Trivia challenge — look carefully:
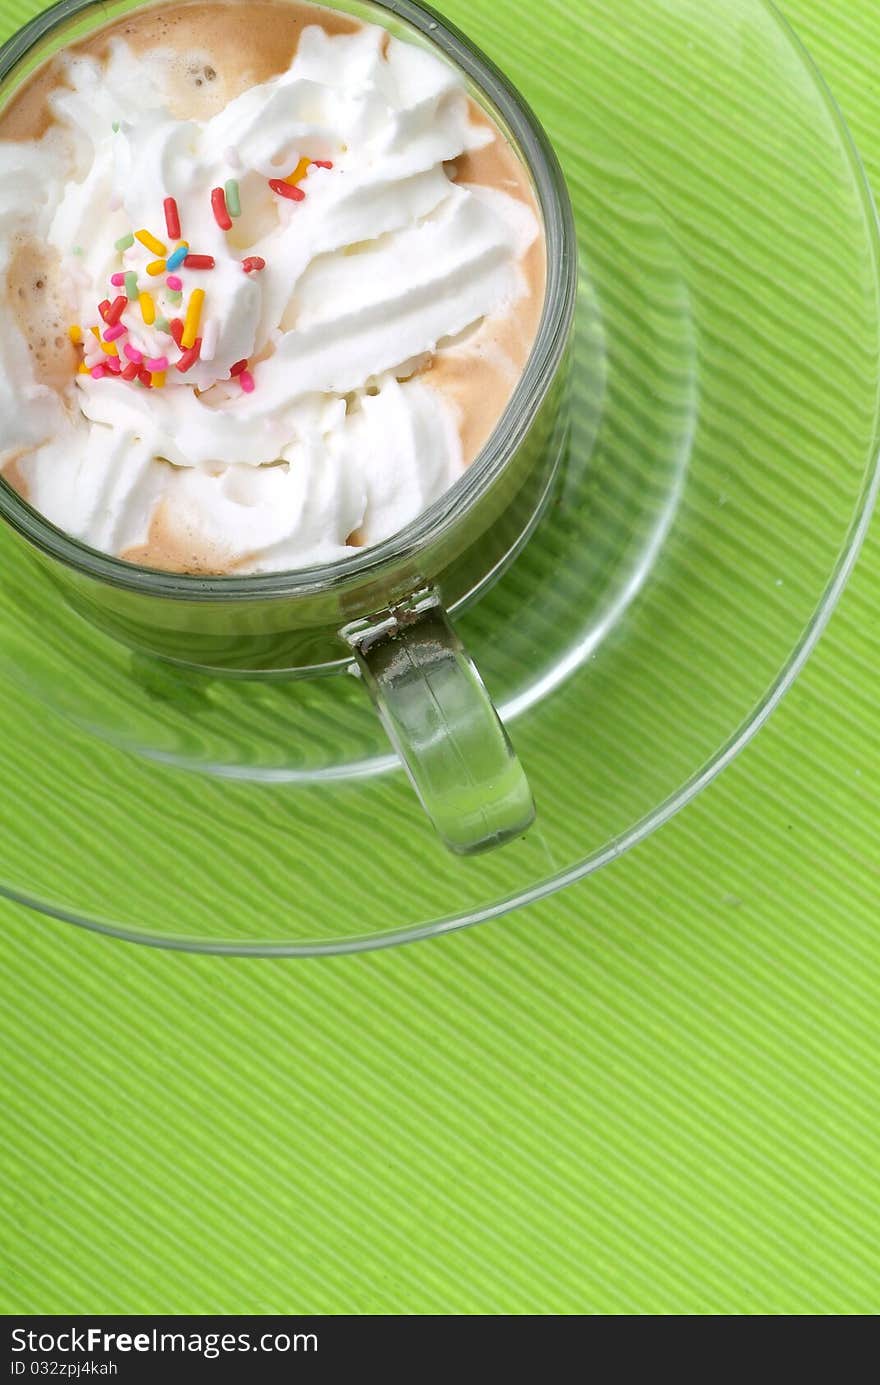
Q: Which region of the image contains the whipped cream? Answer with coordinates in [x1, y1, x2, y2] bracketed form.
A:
[0, 18, 540, 572]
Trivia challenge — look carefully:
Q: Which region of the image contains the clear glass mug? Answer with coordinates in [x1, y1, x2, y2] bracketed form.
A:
[0, 0, 577, 855]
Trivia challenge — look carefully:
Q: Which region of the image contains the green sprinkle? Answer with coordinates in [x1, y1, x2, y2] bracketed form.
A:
[115, 232, 134, 252]
[224, 177, 241, 218]
[167, 289, 183, 306]
[155, 316, 170, 334]
[124, 271, 138, 301]
[72, 246, 83, 257]
[111, 121, 120, 133]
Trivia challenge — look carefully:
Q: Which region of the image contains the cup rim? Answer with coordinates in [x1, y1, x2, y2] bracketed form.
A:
[0, 0, 577, 600]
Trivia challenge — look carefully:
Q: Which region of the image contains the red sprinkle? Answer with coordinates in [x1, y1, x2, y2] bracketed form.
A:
[163, 196, 181, 241]
[168, 318, 184, 346]
[105, 355, 122, 374]
[121, 361, 139, 381]
[98, 298, 112, 322]
[241, 256, 266, 274]
[211, 186, 232, 230]
[239, 369, 255, 393]
[176, 338, 202, 373]
[268, 178, 305, 202]
[229, 358, 248, 377]
[183, 254, 215, 270]
[313, 160, 333, 169]
[138, 366, 153, 387]
[105, 295, 128, 327]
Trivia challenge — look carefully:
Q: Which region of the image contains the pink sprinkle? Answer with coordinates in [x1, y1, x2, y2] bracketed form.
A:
[144, 355, 168, 372]
[239, 369, 255, 394]
[103, 323, 126, 342]
[90, 365, 108, 380]
[166, 274, 183, 291]
[123, 343, 143, 364]
[110, 272, 126, 287]
[105, 356, 122, 374]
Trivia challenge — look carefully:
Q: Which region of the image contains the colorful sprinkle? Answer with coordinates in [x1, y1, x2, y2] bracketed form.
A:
[269, 178, 305, 202]
[181, 288, 205, 349]
[123, 343, 143, 364]
[211, 186, 232, 230]
[224, 178, 241, 217]
[167, 290, 183, 306]
[199, 319, 218, 361]
[135, 229, 167, 256]
[241, 256, 266, 274]
[168, 319, 184, 346]
[144, 355, 168, 372]
[163, 197, 181, 241]
[98, 298, 112, 322]
[286, 157, 311, 186]
[155, 316, 170, 335]
[166, 274, 183, 292]
[105, 355, 122, 374]
[111, 121, 120, 134]
[176, 339, 202, 373]
[313, 159, 334, 169]
[239, 369, 255, 393]
[121, 361, 139, 381]
[165, 244, 188, 272]
[77, 361, 90, 374]
[103, 323, 126, 342]
[183, 254, 215, 270]
[151, 371, 166, 389]
[124, 271, 139, 301]
[139, 291, 155, 325]
[110, 272, 126, 287]
[105, 295, 128, 326]
[146, 259, 167, 276]
[114, 232, 134, 252]
[229, 358, 248, 377]
[90, 364, 108, 380]
[67, 325, 82, 345]
[138, 366, 153, 388]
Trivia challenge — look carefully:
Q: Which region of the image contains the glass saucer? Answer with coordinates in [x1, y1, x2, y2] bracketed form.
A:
[1, 0, 878, 953]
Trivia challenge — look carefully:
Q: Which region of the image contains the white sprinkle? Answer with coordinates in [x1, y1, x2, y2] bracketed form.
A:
[199, 318, 218, 361]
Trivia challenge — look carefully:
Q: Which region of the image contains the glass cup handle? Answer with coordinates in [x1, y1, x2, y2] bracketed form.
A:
[342, 590, 535, 855]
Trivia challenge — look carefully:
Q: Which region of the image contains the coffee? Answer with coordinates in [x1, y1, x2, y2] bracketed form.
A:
[0, 0, 545, 574]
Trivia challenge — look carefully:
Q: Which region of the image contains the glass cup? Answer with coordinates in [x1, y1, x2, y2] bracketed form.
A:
[0, 0, 577, 855]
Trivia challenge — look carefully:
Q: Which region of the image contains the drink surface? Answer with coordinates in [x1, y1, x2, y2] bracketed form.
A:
[0, 0, 545, 573]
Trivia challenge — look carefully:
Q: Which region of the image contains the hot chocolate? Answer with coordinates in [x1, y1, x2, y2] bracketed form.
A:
[0, 0, 545, 573]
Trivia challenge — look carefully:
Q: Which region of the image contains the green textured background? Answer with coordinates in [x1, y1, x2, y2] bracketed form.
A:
[1, 0, 879, 1314]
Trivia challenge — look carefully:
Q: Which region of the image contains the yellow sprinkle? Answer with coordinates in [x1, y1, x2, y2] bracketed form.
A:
[285, 156, 311, 186]
[68, 324, 82, 345]
[151, 371, 166, 389]
[135, 228, 167, 256]
[139, 291, 156, 325]
[77, 361, 90, 374]
[99, 340, 118, 357]
[90, 325, 100, 339]
[181, 287, 205, 349]
[146, 259, 167, 277]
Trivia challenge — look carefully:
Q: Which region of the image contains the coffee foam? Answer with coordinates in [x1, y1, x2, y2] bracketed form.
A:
[0, 1, 546, 573]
